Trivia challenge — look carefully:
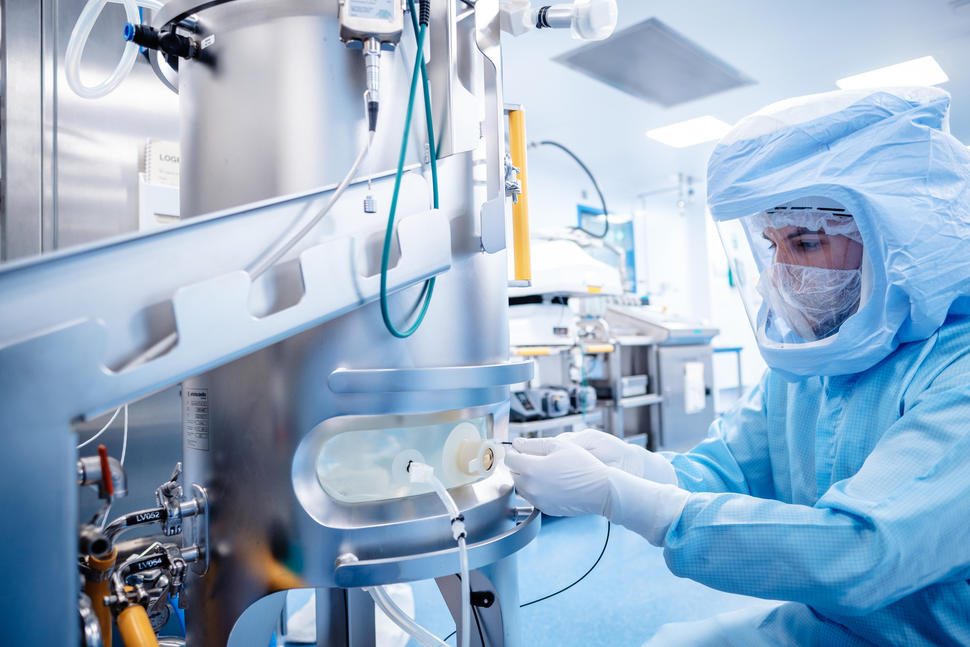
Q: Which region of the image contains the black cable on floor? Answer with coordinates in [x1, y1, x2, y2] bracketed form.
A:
[440, 519, 612, 643]
[521, 519, 611, 607]
[532, 140, 610, 239]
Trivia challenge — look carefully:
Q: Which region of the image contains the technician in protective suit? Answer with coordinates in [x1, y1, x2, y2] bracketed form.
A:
[506, 86, 970, 645]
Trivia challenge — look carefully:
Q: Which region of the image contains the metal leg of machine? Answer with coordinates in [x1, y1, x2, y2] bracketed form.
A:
[436, 555, 521, 647]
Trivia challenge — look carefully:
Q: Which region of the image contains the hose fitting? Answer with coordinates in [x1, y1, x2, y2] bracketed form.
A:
[419, 0, 432, 27]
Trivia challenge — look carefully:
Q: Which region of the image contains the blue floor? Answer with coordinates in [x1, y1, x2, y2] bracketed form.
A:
[407, 514, 771, 647]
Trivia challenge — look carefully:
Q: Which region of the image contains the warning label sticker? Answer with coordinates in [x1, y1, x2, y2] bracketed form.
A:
[183, 388, 210, 451]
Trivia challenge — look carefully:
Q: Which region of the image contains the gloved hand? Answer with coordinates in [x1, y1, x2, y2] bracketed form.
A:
[558, 428, 678, 485]
[505, 437, 690, 546]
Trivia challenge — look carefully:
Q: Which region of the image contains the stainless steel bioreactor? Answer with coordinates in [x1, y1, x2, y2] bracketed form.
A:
[0, 0, 544, 645]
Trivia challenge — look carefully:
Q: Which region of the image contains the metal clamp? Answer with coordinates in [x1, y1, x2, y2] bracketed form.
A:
[333, 507, 540, 588]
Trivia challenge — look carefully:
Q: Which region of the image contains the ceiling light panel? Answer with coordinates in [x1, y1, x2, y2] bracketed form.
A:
[554, 18, 755, 107]
[646, 116, 733, 148]
[836, 56, 949, 89]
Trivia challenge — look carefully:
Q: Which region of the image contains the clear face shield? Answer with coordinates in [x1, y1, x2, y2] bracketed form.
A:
[716, 198, 867, 346]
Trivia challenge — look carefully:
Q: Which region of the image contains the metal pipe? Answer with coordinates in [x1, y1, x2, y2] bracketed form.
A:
[104, 506, 167, 544]
[78, 454, 128, 498]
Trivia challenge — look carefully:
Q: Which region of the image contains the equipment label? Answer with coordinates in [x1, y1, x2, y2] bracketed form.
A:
[348, 0, 395, 20]
[183, 388, 210, 451]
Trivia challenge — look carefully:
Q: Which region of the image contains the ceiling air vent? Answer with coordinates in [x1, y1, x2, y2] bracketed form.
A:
[553, 17, 755, 107]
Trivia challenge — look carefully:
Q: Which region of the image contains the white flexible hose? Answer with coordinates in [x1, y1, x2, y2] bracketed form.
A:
[365, 585, 449, 647]
[457, 535, 470, 647]
[117, 130, 373, 372]
[409, 462, 471, 647]
[245, 132, 374, 279]
[65, 0, 141, 99]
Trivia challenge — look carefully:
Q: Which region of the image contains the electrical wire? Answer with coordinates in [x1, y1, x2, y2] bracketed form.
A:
[379, 0, 439, 338]
[471, 596, 485, 646]
[532, 140, 609, 239]
[522, 520, 610, 607]
[441, 519, 612, 643]
[441, 607, 485, 647]
[77, 407, 121, 449]
[120, 404, 130, 466]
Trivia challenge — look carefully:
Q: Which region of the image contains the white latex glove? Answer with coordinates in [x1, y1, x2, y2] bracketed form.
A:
[558, 428, 678, 485]
[506, 437, 690, 546]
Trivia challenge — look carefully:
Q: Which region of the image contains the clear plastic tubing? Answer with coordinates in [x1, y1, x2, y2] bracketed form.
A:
[65, 0, 142, 99]
[409, 462, 471, 647]
[364, 585, 449, 647]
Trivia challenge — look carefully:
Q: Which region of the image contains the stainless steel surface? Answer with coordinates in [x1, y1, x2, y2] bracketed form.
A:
[332, 508, 540, 587]
[329, 361, 532, 393]
[605, 304, 719, 345]
[0, 176, 449, 412]
[473, 0, 507, 254]
[611, 393, 664, 408]
[507, 409, 603, 437]
[594, 340, 665, 447]
[79, 593, 104, 647]
[437, 563, 517, 647]
[649, 344, 716, 451]
[0, 157, 447, 647]
[1, 16, 185, 636]
[170, 2, 525, 644]
[77, 454, 128, 497]
[1, 0, 44, 259]
[619, 374, 648, 398]
[176, 0, 418, 218]
[539, 5, 573, 28]
[1, 0, 180, 259]
[0, 1, 526, 644]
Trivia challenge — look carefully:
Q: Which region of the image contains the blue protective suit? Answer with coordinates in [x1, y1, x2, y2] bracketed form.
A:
[708, 87, 970, 379]
[647, 88, 970, 645]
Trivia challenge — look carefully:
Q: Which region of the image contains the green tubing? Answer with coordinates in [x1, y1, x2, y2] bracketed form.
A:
[379, 2, 440, 339]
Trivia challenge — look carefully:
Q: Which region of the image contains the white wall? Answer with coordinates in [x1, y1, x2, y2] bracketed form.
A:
[521, 136, 766, 394]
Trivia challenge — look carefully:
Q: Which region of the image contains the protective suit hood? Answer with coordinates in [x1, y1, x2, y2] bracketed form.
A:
[708, 87, 970, 378]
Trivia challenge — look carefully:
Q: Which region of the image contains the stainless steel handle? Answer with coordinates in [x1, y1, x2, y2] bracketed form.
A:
[333, 508, 540, 588]
[329, 361, 533, 393]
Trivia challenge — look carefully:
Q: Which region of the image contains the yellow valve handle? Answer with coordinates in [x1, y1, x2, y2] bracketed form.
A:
[508, 108, 532, 282]
[117, 604, 159, 647]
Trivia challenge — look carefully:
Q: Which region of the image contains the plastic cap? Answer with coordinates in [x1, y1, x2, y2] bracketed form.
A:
[123, 23, 136, 42]
[571, 0, 618, 41]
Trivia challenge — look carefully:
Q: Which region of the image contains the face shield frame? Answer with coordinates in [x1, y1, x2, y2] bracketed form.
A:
[715, 191, 875, 351]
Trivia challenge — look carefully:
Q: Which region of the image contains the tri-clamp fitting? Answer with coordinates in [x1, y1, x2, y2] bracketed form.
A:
[103, 463, 206, 545]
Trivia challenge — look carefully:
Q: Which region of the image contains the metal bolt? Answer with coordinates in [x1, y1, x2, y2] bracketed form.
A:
[482, 447, 494, 471]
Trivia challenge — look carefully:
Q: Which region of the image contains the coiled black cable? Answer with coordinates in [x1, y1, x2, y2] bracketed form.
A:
[533, 140, 610, 239]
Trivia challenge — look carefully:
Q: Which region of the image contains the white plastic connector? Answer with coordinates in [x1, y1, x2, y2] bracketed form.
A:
[570, 0, 617, 41]
[406, 460, 435, 485]
[500, 0, 534, 36]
